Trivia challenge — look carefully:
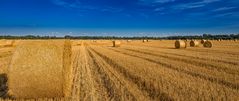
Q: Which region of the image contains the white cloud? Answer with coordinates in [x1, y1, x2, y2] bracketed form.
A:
[154, 0, 175, 3]
[173, 0, 220, 10]
[212, 7, 236, 12]
[139, 0, 176, 4]
[154, 7, 164, 11]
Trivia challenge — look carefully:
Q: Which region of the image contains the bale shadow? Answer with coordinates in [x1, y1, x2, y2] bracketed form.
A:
[0, 73, 8, 98]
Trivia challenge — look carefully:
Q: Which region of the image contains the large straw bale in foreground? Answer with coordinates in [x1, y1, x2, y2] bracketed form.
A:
[203, 41, 213, 48]
[175, 40, 187, 49]
[8, 40, 72, 98]
[113, 41, 121, 47]
[190, 40, 199, 47]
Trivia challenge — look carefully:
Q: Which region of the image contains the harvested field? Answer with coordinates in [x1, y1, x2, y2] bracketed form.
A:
[0, 40, 238, 101]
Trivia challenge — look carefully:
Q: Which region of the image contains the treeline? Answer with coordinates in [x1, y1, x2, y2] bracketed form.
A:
[0, 34, 239, 40]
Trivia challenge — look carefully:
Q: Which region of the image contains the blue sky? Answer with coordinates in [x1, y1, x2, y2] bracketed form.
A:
[0, 0, 239, 36]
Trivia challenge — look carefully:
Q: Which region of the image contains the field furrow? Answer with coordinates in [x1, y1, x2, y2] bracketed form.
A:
[89, 46, 173, 101]
[88, 44, 239, 100]
[88, 46, 138, 101]
[123, 45, 239, 66]
[108, 47, 239, 90]
[0, 40, 238, 101]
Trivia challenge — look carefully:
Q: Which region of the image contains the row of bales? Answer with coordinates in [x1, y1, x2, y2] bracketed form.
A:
[112, 39, 150, 47]
[98, 39, 215, 48]
[216, 39, 238, 41]
[175, 39, 213, 49]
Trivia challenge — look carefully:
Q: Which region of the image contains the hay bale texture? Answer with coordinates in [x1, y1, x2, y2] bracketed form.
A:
[203, 41, 213, 48]
[201, 39, 206, 44]
[127, 40, 132, 42]
[7, 40, 72, 98]
[0, 40, 14, 47]
[175, 40, 187, 49]
[190, 40, 199, 47]
[113, 41, 121, 47]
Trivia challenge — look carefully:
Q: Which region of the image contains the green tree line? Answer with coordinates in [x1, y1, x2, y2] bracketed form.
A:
[0, 34, 239, 40]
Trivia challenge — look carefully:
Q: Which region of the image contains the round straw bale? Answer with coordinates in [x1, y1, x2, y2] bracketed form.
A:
[203, 41, 213, 48]
[217, 39, 221, 41]
[4, 40, 15, 47]
[190, 40, 199, 47]
[201, 39, 206, 44]
[143, 40, 147, 42]
[175, 40, 187, 49]
[127, 40, 132, 42]
[7, 40, 72, 98]
[113, 41, 121, 47]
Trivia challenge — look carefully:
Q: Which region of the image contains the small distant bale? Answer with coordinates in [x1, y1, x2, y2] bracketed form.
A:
[190, 40, 200, 47]
[0, 40, 15, 47]
[201, 39, 206, 44]
[8, 40, 73, 98]
[143, 40, 147, 43]
[203, 41, 213, 48]
[113, 41, 121, 47]
[217, 39, 222, 41]
[175, 40, 187, 49]
[127, 40, 132, 42]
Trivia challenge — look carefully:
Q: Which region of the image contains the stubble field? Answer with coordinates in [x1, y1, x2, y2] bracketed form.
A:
[0, 40, 238, 101]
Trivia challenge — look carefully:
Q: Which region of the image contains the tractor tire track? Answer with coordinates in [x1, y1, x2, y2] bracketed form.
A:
[89, 46, 174, 101]
[124, 46, 238, 66]
[88, 47, 137, 101]
[120, 47, 239, 76]
[106, 47, 239, 90]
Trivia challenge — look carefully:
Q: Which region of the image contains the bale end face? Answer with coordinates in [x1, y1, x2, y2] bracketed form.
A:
[203, 41, 213, 48]
[113, 41, 121, 47]
[190, 40, 199, 47]
[7, 40, 72, 99]
[175, 40, 187, 49]
[201, 40, 206, 44]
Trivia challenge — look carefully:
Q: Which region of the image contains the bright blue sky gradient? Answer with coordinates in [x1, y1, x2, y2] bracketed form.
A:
[0, 0, 239, 36]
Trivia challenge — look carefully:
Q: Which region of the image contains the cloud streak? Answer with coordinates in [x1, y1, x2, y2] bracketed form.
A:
[50, 0, 239, 21]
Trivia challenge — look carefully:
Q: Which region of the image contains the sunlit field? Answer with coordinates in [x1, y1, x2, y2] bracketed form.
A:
[0, 39, 238, 101]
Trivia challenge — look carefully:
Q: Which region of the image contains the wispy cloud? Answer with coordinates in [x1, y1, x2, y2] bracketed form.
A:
[212, 7, 237, 12]
[51, 0, 124, 13]
[173, 0, 220, 10]
[139, 0, 176, 4]
[154, 0, 176, 3]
